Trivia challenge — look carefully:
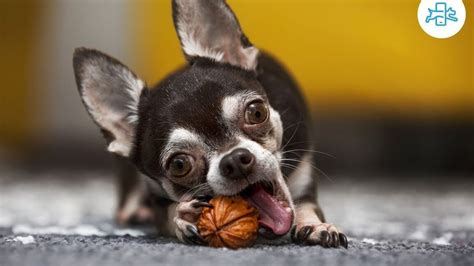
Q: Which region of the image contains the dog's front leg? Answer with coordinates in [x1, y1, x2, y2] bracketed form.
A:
[287, 154, 348, 248]
[153, 196, 212, 245]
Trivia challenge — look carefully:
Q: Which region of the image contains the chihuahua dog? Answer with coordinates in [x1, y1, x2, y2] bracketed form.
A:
[73, 0, 347, 248]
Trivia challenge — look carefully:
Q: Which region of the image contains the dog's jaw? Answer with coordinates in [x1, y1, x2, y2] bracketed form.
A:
[206, 136, 295, 236]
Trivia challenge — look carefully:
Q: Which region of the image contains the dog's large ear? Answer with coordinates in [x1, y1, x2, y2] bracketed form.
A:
[172, 0, 259, 71]
[73, 48, 145, 157]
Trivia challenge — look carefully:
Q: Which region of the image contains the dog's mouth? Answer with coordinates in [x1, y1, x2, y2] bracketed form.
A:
[239, 182, 293, 237]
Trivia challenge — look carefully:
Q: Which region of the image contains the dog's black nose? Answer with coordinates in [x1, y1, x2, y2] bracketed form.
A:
[219, 148, 255, 180]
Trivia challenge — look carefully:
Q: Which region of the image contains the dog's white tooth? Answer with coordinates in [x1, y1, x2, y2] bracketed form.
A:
[285, 207, 292, 213]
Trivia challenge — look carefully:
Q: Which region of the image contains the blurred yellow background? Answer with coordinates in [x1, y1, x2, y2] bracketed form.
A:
[0, 1, 41, 147]
[133, 0, 473, 117]
[0, 0, 473, 149]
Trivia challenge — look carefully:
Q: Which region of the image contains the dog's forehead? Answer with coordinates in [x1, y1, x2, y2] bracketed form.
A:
[159, 66, 263, 143]
[140, 63, 267, 158]
[167, 81, 230, 143]
[163, 91, 257, 152]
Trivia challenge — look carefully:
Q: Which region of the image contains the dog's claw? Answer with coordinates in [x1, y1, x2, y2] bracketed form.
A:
[320, 231, 330, 247]
[299, 226, 313, 241]
[339, 233, 348, 248]
[331, 231, 340, 247]
[183, 235, 205, 245]
[186, 224, 199, 236]
[191, 201, 214, 209]
[195, 195, 213, 203]
[183, 224, 205, 245]
[290, 226, 299, 243]
[292, 225, 312, 244]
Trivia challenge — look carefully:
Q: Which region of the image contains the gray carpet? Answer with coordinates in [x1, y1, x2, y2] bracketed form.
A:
[1, 170, 473, 266]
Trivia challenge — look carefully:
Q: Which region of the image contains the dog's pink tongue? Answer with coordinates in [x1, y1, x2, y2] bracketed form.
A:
[247, 187, 293, 236]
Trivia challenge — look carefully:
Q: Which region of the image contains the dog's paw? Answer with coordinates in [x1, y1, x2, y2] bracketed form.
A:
[174, 196, 213, 245]
[291, 223, 348, 248]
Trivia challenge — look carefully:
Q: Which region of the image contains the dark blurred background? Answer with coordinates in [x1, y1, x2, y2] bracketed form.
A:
[0, 0, 472, 179]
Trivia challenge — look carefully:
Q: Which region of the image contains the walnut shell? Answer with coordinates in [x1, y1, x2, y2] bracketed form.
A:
[197, 196, 259, 249]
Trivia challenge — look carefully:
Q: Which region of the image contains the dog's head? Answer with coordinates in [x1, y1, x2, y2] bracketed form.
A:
[73, 0, 293, 236]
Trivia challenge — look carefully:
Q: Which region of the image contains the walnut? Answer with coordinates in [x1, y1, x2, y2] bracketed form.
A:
[197, 196, 259, 249]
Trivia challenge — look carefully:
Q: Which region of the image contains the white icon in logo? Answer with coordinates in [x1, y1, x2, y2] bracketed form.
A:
[418, 0, 466, 38]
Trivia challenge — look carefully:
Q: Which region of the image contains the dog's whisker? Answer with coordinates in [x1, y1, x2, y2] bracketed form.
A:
[280, 121, 303, 151]
[179, 182, 213, 201]
[280, 162, 298, 169]
[280, 163, 299, 172]
[281, 149, 336, 159]
[280, 158, 333, 183]
[281, 140, 317, 150]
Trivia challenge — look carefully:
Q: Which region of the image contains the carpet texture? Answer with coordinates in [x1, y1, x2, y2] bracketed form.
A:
[1, 171, 473, 266]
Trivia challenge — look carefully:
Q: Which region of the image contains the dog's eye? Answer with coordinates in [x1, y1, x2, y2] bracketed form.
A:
[168, 154, 193, 177]
[245, 101, 268, 125]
